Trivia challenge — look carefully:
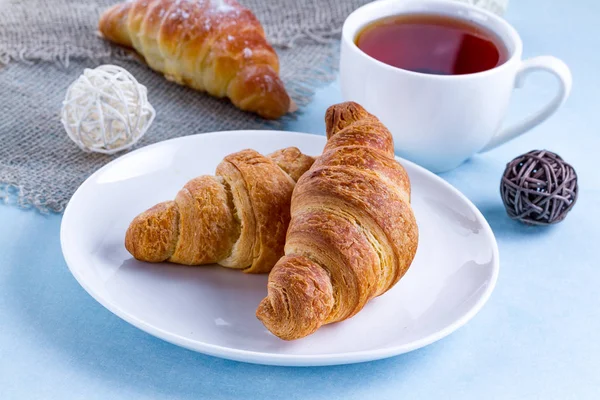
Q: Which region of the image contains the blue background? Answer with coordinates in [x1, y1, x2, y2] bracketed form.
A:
[1, 1, 599, 399]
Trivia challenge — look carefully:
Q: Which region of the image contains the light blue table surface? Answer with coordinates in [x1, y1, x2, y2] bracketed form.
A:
[2, 1, 599, 399]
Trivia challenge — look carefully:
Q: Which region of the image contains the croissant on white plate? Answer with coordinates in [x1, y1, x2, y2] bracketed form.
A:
[256, 102, 419, 340]
[125, 147, 314, 273]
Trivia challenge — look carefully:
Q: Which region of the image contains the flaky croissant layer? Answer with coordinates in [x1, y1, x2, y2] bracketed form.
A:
[256, 102, 419, 340]
[99, 0, 291, 119]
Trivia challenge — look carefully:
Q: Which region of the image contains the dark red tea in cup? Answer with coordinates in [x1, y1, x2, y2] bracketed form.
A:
[355, 13, 508, 75]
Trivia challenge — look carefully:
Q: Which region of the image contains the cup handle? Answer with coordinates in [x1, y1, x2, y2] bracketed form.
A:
[479, 56, 572, 153]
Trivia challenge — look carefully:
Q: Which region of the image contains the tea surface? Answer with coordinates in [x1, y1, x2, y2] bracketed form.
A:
[355, 14, 508, 75]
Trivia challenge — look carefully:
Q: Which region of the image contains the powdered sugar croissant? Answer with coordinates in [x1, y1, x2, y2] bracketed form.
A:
[99, 0, 291, 119]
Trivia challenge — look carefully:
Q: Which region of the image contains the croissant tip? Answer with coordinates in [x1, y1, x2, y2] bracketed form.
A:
[325, 101, 366, 114]
[288, 99, 298, 113]
[325, 101, 372, 139]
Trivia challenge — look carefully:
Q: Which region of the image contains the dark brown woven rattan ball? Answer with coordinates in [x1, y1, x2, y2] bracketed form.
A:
[501, 150, 578, 225]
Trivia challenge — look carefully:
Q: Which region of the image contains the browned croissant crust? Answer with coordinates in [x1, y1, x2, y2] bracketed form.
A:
[125, 147, 315, 273]
[99, 0, 291, 119]
[256, 102, 419, 339]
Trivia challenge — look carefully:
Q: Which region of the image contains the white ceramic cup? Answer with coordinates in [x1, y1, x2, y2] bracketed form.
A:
[340, 0, 572, 173]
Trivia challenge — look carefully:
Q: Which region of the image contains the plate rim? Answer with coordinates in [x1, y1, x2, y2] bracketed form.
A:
[60, 130, 500, 366]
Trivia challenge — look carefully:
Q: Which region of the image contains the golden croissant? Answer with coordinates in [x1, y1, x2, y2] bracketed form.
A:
[99, 0, 291, 119]
[256, 102, 419, 340]
[125, 147, 314, 273]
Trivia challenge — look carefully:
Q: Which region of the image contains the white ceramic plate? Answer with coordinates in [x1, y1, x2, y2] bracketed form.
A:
[61, 131, 499, 366]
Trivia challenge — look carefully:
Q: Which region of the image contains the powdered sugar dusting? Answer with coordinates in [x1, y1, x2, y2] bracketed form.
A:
[160, 0, 240, 31]
[264, 74, 274, 90]
[169, 7, 191, 20]
[243, 48, 253, 58]
[257, 74, 276, 94]
[211, 0, 235, 13]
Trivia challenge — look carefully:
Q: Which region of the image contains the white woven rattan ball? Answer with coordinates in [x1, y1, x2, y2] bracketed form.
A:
[61, 65, 156, 154]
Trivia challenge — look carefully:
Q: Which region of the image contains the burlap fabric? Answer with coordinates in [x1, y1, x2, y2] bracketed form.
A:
[0, 0, 371, 212]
